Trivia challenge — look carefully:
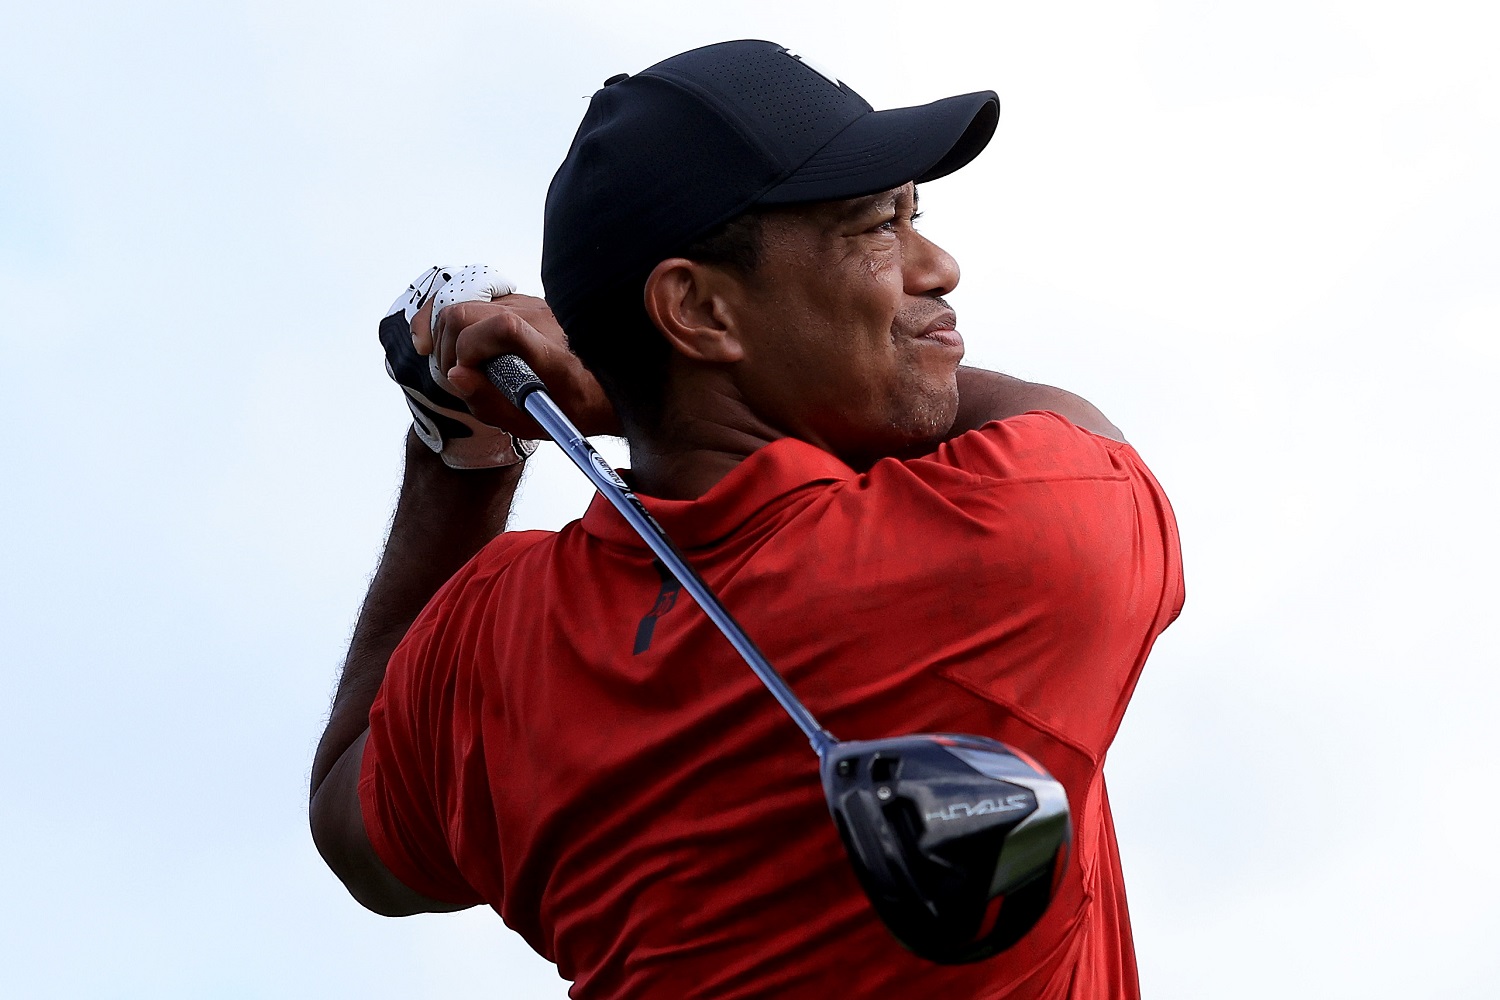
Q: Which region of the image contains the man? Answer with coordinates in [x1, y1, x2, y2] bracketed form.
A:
[311, 39, 1183, 999]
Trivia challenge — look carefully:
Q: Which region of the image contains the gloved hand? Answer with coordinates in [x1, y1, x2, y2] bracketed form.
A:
[379, 265, 538, 469]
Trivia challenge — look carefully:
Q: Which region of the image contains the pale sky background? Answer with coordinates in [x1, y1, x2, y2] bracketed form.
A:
[2, 1, 1497, 997]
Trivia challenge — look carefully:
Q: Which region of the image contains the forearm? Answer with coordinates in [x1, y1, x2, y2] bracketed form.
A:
[310, 430, 524, 798]
[951, 367, 1124, 442]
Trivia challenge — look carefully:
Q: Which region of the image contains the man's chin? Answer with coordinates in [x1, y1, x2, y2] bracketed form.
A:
[847, 391, 960, 467]
[907, 376, 962, 438]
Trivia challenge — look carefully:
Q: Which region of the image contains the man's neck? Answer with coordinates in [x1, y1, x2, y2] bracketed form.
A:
[622, 369, 788, 500]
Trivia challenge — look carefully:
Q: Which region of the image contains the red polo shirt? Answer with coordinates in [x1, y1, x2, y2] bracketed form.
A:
[361, 411, 1184, 999]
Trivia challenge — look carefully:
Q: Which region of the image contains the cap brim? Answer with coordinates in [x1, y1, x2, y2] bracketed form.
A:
[756, 90, 999, 205]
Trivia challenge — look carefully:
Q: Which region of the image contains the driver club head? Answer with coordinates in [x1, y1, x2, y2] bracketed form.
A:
[820, 733, 1072, 964]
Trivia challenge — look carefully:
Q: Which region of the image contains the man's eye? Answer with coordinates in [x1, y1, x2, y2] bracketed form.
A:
[872, 211, 921, 234]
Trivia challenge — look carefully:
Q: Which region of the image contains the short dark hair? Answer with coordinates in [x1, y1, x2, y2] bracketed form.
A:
[564, 209, 764, 431]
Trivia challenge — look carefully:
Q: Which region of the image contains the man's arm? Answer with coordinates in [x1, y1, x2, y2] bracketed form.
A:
[313, 283, 617, 915]
[951, 367, 1125, 442]
[309, 431, 521, 916]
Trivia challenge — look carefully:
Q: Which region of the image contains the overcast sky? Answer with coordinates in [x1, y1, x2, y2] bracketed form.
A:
[2, 1, 1497, 997]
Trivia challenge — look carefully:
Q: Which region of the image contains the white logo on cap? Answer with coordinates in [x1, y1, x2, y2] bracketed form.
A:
[784, 48, 842, 89]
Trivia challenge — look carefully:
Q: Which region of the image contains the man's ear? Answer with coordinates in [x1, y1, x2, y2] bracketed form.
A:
[643, 259, 745, 363]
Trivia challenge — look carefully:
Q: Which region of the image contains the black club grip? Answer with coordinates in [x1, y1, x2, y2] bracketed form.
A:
[486, 355, 547, 408]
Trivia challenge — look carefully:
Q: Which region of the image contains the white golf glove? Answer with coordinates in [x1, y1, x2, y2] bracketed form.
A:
[379, 264, 538, 469]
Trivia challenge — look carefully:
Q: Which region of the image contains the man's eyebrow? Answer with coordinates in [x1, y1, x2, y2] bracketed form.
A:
[831, 188, 902, 222]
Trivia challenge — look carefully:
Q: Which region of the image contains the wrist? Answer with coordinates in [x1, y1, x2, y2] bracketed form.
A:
[403, 428, 525, 497]
[383, 428, 526, 602]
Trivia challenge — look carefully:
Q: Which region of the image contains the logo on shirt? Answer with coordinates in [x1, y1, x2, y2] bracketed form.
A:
[924, 793, 1032, 824]
[633, 559, 682, 655]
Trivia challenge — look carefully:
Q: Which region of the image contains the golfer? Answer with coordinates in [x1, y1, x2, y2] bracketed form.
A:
[311, 39, 1184, 999]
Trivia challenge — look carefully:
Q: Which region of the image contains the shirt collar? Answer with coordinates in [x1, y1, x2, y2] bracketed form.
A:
[579, 437, 855, 549]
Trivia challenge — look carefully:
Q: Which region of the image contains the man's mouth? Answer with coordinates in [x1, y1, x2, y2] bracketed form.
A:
[916, 312, 963, 350]
[919, 325, 964, 349]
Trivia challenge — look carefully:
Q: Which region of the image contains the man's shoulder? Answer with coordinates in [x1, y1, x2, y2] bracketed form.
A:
[475, 527, 559, 566]
[899, 410, 1137, 489]
[404, 528, 560, 635]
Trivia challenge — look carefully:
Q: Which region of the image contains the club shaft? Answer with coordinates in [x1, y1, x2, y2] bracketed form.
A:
[487, 357, 836, 757]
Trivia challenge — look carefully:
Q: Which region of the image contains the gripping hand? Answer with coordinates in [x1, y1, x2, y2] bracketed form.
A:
[379, 265, 537, 469]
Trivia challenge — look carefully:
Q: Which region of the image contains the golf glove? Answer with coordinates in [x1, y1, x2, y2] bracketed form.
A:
[379, 264, 538, 469]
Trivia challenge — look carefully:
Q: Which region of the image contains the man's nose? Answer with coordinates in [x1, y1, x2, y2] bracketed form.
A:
[905, 231, 960, 298]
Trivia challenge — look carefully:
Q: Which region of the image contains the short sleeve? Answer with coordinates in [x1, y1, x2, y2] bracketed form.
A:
[895, 410, 1186, 756]
[356, 529, 553, 907]
[931, 410, 1129, 484]
[359, 609, 485, 906]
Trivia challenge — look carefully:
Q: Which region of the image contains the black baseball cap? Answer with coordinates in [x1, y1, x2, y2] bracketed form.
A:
[541, 39, 999, 331]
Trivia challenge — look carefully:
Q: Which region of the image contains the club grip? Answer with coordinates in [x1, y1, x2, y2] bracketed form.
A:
[485, 354, 546, 408]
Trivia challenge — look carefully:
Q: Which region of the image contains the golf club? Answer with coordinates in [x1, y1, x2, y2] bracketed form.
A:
[486, 354, 1072, 964]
